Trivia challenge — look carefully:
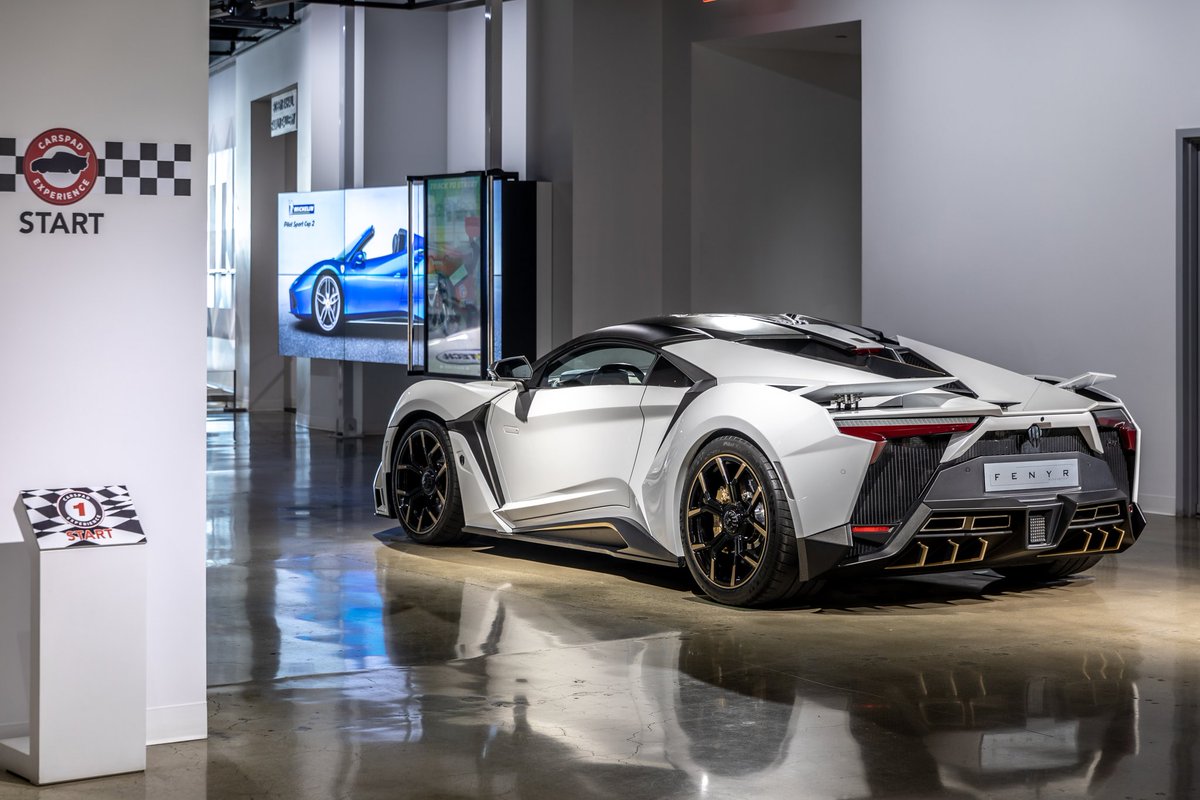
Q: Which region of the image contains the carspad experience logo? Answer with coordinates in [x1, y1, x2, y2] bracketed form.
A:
[24, 128, 98, 205]
[2, 127, 193, 235]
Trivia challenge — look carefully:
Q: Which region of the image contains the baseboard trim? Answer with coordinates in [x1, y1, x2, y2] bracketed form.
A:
[0, 722, 26, 740]
[1140, 493, 1175, 517]
[147, 701, 207, 745]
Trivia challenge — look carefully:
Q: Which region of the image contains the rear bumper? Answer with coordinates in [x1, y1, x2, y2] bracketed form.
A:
[806, 449, 1144, 579]
[832, 492, 1144, 577]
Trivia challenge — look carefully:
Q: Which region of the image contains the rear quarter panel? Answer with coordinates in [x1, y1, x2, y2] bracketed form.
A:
[638, 383, 873, 557]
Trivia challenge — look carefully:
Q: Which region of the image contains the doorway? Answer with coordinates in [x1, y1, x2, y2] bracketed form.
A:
[1177, 130, 1200, 515]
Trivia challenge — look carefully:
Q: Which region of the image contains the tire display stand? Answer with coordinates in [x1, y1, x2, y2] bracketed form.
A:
[0, 487, 147, 785]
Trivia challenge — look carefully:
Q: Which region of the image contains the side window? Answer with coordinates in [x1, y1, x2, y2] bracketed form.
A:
[645, 357, 694, 388]
[541, 345, 657, 388]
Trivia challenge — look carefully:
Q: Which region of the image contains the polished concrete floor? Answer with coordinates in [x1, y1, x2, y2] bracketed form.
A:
[2, 411, 1199, 798]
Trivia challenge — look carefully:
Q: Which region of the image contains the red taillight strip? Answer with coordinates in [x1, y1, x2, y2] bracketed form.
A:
[836, 417, 979, 440]
[851, 525, 892, 534]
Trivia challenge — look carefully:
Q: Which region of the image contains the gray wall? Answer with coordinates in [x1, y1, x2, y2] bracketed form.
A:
[364, 9, 448, 185]
[546, 0, 1191, 513]
[571, 0, 664, 335]
[690, 44, 861, 320]
[526, 0, 575, 346]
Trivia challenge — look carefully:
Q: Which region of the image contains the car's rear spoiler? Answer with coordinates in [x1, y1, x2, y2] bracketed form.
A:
[797, 377, 956, 405]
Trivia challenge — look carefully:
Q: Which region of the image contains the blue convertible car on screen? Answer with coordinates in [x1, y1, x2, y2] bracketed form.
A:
[289, 226, 424, 334]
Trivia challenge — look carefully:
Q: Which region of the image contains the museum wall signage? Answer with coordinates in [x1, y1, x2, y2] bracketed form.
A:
[0, 127, 193, 235]
[17, 485, 147, 550]
[270, 88, 298, 137]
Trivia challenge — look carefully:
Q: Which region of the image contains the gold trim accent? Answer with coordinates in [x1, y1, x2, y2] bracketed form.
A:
[920, 514, 1013, 534]
[1041, 525, 1127, 557]
[523, 521, 622, 534]
[887, 537, 990, 569]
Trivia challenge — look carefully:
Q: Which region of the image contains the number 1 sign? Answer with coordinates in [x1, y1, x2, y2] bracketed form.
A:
[16, 486, 146, 550]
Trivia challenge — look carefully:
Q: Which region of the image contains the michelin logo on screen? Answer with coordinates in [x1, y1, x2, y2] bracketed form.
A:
[285, 202, 315, 228]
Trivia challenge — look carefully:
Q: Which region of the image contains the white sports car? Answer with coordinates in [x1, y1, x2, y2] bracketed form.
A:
[374, 314, 1144, 607]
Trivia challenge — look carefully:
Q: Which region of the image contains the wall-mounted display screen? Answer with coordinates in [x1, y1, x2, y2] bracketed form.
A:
[277, 186, 418, 364]
[424, 175, 484, 377]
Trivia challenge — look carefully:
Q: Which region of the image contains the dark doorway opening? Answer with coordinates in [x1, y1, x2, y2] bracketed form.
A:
[1177, 130, 1200, 515]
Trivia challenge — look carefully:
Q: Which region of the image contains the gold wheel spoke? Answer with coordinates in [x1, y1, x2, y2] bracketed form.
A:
[687, 507, 704, 518]
[690, 541, 708, 551]
[436, 463, 447, 479]
[741, 553, 760, 569]
[716, 458, 732, 493]
[733, 462, 746, 481]
[751, 521, 767, 538]
[697, 470, 708, 494]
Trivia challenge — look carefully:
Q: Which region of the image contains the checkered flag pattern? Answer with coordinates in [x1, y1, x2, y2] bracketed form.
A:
[19, 485, 147, 550]
[0, 137, 19, 194]
[98, 141, 192, 197]
[0, 137, 191, 196]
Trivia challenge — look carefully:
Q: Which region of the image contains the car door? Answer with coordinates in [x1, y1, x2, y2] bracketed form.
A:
[487, 343, 657, 524]
[342, 231, 408, 317]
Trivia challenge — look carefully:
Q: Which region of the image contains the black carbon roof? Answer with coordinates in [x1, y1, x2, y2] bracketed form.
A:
[586, 313, 887, 344]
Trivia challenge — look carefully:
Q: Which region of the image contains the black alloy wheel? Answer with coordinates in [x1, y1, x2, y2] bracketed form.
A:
[391, 420, 466, 544]
[681, 435, 821, 607]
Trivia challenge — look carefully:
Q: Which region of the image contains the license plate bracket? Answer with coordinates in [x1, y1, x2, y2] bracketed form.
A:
[984, 459, 1079, 492]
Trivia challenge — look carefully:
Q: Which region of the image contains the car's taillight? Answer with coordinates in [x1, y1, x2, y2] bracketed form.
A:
[1093, 409, 1137, 452]
[837, 417, 979, 463]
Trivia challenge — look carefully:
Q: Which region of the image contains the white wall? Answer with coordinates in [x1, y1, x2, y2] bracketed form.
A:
[691, 44, 861, 321]
[0, 0, 208, 743]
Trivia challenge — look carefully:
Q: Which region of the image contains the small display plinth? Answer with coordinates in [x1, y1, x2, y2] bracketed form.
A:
[0, 489, 148, 784]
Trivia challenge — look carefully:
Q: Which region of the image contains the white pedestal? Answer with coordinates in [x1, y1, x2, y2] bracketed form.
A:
[0, 544, 147, 784]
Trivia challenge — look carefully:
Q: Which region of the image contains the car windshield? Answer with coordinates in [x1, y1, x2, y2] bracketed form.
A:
[337, 227, 374, 261]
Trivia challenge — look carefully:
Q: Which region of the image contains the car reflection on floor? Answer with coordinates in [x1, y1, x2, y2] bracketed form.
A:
[371, 552, 1138, 799]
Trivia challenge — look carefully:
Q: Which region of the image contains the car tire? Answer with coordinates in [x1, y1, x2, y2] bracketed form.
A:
[679, 435, 819, 607]
[391, 419, 467, 545]
[994, 555, 1103, 582]
[311, 272, 344, 334]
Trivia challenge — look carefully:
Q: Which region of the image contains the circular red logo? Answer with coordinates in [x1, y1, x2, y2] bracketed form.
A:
[23, 128, 99, 205]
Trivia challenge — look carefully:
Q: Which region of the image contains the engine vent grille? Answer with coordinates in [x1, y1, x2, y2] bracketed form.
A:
[851, 436, 951, 526]
[1099, 430, 1134, 496]
[949, 429, 1091, 465]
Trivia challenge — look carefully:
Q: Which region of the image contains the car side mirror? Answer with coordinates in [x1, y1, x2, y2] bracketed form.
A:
[352, 251, 366, 268]
[488, 356, 533, 384]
